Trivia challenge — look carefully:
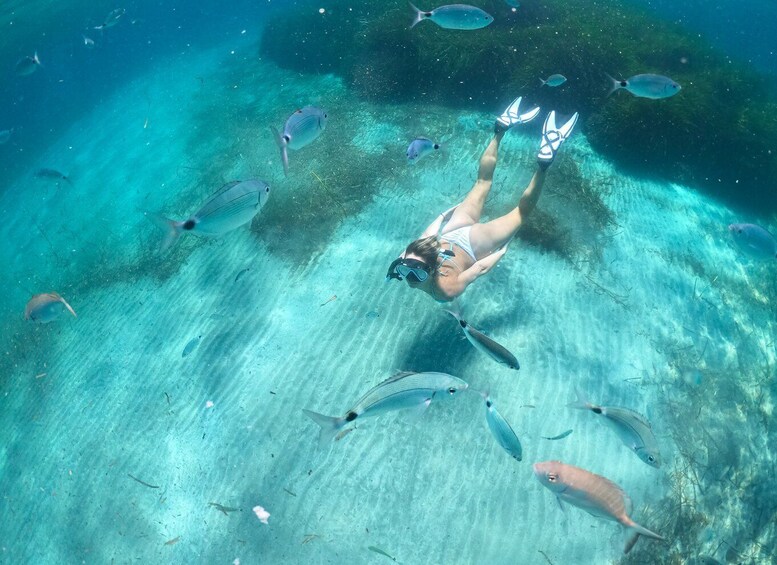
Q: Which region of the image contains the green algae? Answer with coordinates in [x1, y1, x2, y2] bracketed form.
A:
[261, 0, 777, 213]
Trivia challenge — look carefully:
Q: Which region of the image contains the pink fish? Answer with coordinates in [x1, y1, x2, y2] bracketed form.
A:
[24, 292, 77, 323]
[533, 460, 664, 554]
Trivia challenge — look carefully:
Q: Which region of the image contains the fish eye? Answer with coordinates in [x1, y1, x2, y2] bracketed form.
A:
[448, 387, 456, 394]
[548, 473, 557, 482]
[738, 229, 743, 233]
[648, 455, 655, 462]
[265, 187, 270, 193]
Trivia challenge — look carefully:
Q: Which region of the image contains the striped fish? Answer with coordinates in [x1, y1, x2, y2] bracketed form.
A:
[152, 179, 270, 250]
[270, 106, 328, 175]
[569, 389, 660, 468]
[446, 311, 519, 370]
[482, 393, 522, 461]
[24, 292, 77, 323]
[533, 460, 665, 554]
[303, 371, 468, 443]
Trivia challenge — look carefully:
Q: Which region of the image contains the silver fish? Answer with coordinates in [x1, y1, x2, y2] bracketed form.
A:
[569, 389, 660, 468]
[606, 73, 681, 99]
[729, 223, 777, 260]
[270, 106, 328, 175]
[446, 311, 519, 370]
[95, 8, 126, 30]
[407, 137, 441, 164]
[482, 393, 522, 461]
[409, 3, 493, 30]
[303, 371, 468, 443]
[540, 74, 567, 87]
[541, 429, 573, 441]
[83, 35, 95, 48]
[24, 292, 77, 323]
[35, 168, 71, 184]
[533, 460, 665, 554]
[15, 52, 41, 77]
[153, 179, 270, 250]
[0, 128, 12, 144]
[182, 336, 201, 357]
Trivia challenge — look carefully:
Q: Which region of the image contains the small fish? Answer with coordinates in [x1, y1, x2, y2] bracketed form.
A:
[540, 74, 567, 87]
[606, 73, 681, 99]
[24, 293, 77, 323]
[15, 52, 41, 76]
[209, 502, 239, 515]
[95, 8, 126, 30]
[82, 35, 95, 48]
[406, 137, 442, 164]
[482, 392, 522, 461]
[303, 371, 468, 443]
[182, 336, 202, 357]
[368, 546, 397, 561]
[270, 106, 328, 175]
[533, 460, 665, 554]
[409, 2, 493, 30]
[569, 389, 660, 468]
[446, 311, 519, 370]
[164, 536, 180, 546]
[234, 268, 251, 282]
[366, 310, 380, 319]
[729, 223, 777, 260]
[541, 429, 573, 440]
[319, 294, 337, 307]
[35, 168, 72, 184]
[151, 179, 271, 250]
[0, 128, 13, 144]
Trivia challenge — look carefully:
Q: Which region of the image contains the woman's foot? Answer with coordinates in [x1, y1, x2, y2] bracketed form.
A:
[495, 96, 541, 133]
[537, 111, 579, 169]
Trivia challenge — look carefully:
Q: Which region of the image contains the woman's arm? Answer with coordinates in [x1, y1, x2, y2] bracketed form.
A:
[418, 205, 459, 239]
[456, 245, 509, 289]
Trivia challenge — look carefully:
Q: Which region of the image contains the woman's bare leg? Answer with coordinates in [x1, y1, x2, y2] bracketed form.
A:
[443, 131, 504, 232]
[469, 167, 546, 258]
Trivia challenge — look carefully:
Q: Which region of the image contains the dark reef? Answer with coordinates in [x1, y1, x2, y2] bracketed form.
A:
[260, 0, 777, 213]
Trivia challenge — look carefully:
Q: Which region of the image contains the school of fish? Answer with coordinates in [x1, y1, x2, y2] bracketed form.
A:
[11, 2, 774, 561]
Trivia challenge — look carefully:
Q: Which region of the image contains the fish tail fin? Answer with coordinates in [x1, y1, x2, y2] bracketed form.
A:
[270, 126, 289, 176]
[540, 78, 546, 86]
[567, 387, 596, 411]
[605, 72, 620, 97]
[303, 409, 346, 445]
[147, 212, 183, 251]
[58, 295, 77, 318]
[33, 51, 41, 66]
[409, 2, 424, 28]
[624, 521, 664, 554]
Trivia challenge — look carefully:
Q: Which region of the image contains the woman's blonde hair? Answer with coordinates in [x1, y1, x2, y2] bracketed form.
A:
[405, 236, 440, 272]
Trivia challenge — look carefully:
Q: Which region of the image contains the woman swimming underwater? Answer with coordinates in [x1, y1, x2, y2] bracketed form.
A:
[386, 97, 579, 302]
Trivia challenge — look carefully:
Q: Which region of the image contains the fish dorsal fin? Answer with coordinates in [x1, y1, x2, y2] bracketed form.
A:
[211, 180, 242, 198]
[605, 406, 652, 429]
[381, 371, 417, 386]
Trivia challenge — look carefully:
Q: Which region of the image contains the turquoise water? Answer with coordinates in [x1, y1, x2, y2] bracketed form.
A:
[1, 2, 776, 564]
